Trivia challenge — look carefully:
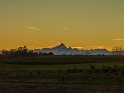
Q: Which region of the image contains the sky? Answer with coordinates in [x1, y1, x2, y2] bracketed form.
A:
[0, 0, 124, 50]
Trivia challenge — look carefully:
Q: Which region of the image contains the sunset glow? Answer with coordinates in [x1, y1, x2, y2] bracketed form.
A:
[0, 0, 124, 50]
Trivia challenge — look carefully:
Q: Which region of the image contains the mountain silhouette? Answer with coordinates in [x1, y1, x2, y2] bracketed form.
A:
[34, 43, 110, 55]
[52, 43, 67, 50]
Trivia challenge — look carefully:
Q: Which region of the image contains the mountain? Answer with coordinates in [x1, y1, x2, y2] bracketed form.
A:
[51, 43, 68, 50]
[33, 43, 110, 55]
[0, 51, 2, 54]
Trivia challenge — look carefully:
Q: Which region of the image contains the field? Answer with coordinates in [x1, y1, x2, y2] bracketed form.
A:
[1, 55, 124, 93]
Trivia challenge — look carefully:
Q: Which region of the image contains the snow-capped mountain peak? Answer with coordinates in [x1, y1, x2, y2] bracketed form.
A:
[33, 43, 110, 55]
[52, 43, 67, 50]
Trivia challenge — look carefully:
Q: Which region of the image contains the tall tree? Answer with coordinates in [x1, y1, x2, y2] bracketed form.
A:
[112, 46, 123, 55]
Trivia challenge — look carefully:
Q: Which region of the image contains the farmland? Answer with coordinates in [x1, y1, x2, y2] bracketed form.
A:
[1, 55, 124, 93]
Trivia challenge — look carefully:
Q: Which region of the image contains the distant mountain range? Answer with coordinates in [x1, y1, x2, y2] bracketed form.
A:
[34, 43, 110, 55]
[0, 51, 2, 54]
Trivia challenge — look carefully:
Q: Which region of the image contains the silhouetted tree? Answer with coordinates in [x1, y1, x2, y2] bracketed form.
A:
[0, 50, 9, 58]
[9, 46, 28, 58]
[2, 49, 10, 56]
[112, 46, 123, 55]
[1, 46, 54, 59]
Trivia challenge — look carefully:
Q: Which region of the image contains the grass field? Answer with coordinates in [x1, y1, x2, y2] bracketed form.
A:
[1, 55, 124, 93]
[1, 61, 124, 70]
[1, 55, 124, 70]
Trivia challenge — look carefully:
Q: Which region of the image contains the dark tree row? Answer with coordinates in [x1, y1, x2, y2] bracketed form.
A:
[0, 46, 53, 59]
[112, 46, 124, 55]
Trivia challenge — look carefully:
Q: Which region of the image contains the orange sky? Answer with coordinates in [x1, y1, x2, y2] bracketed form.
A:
[0, 0, 124, 50]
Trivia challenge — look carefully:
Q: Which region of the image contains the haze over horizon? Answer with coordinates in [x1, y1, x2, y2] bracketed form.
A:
[0, 0, 124, 50]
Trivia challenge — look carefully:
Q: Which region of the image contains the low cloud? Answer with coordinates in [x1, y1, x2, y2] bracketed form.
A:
[28, 26, 39, 31]
[112, 38, 124, 41]
[64, 27, 68, 31]
[84, 45, 108, 50]
[72, 47, 84, 49]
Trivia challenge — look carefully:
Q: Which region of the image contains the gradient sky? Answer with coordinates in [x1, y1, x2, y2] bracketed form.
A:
[0, 0, 124, 50]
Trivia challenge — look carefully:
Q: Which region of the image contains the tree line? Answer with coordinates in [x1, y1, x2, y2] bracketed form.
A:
[0, 46, 124, 59]
[0, 46, 53, 59]
[111, 46, 124, 55]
